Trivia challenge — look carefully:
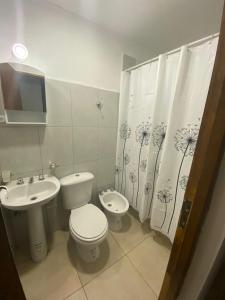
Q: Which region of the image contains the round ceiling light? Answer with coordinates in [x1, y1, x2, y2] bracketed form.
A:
[12, 43, 28, 60]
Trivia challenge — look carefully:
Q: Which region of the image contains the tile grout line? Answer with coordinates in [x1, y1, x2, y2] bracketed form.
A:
[109, 231, 127, 254]
[69, 87, 76, 173]
[55, 230, 164, 299]
[37, 127, 44, 172]
[125, 234, 151, 255]
[47, 224, 154, 298]
[110, 228, 151, 256]
[63, 287, 87, 300]
[81, 254, 126, 288]
[63, 287, 82, 300]
[67, 234, 125, 289]
[109, 228, 159, 296]
[125, 253, 159, 298]
[82, 286, 89, 300]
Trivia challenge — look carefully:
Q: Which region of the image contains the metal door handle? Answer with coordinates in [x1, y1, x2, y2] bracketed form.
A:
[178, 199, 192, 229]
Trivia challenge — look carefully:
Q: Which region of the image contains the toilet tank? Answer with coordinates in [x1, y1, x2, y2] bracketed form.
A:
[60, 172, 94, 209]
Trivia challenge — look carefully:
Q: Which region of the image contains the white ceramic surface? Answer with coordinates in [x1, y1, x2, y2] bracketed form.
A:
[69, 204, 108, 241]
[60, 172, 108, 262]
[60, 172, 94, 210]
[99, 190, 129, 231]
[0, 176, 60, 262]
[1, 176, 60, 210]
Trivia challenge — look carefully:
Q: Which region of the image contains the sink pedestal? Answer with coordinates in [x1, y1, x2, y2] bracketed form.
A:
[27, 206, 47, 262]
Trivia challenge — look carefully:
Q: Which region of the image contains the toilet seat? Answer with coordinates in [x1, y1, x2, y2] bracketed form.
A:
[69, 204, 108, 242]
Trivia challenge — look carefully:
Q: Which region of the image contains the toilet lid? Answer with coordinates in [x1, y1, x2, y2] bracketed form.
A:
[70, 204, 108, 240]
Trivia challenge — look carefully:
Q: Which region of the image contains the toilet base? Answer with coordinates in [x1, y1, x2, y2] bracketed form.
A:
[105, 210, 123, 231]
[77, 243, 100, 262]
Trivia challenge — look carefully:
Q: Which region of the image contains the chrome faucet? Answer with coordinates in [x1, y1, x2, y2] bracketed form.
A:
[28, 176, 34, 184]
[38, 170, 45, 181]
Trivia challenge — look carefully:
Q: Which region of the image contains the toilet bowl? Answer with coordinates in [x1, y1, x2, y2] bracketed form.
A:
[60, 173, 108, 262]
[99, 190, 129, 231]
[69, 203, 108, 262]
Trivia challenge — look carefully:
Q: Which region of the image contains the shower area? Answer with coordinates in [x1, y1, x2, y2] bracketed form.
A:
[116, 34, 218, 242]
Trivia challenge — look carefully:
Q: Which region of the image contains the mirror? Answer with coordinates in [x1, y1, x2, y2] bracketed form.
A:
[0, 63, 47, 124]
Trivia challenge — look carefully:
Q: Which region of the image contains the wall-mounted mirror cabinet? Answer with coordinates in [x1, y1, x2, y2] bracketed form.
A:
[0, 63, 47, 124]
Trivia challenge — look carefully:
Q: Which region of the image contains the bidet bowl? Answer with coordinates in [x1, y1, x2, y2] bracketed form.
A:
[99, 190, 129, 216]
[99, 190, 129, 231]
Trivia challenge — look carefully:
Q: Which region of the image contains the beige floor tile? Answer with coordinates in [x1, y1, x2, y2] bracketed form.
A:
[18, 242, 81, 300]
[128, 233, 171, 296]
[110, 209, 150, 253]
[68, 233, 125, 285]
[48, 229, 68, 249]
[65, 288, 87, 300]
[84, 256, 157, 300]
[14, 230, 68, 266]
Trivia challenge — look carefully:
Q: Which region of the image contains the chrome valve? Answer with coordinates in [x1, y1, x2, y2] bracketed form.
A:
[16, 177, 24, 185]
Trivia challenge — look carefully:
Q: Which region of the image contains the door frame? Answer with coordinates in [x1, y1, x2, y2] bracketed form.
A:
[159, 2, 225, 300]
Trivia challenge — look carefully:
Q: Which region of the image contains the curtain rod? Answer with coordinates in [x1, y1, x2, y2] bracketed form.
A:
[124, 32, 219, 72]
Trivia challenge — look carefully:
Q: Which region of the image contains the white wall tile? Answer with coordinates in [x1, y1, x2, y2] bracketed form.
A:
[39, 126, 73, 168]
[46, 79, 72, 126]
[98, 90, 119, 127]
[97, 158, 116, 188]
[73, 127, 99, 163]
[71, 84, 99, 127]
[48, 164, 74, 179]
[11, 169, 41, 181]
[0, 126, 41, 174]
[99, 127, 117, 159]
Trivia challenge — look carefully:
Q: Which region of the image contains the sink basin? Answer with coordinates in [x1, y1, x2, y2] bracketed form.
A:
[0, 175, 60, 262]
[1, 176, 60, 210]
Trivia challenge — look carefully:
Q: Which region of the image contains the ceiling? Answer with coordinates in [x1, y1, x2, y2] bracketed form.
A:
[47, 0, 224, 55]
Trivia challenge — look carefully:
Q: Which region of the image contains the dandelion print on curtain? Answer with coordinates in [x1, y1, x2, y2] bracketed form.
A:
[116, 35, 218, 242]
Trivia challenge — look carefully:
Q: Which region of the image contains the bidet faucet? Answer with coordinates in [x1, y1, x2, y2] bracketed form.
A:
[38, 169, 45, 181]
[29, 176, 34, 184]
[17, 177, 24, 185]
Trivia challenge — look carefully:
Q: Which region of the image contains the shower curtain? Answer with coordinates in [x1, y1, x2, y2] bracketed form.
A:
[115, 36, 218, 242]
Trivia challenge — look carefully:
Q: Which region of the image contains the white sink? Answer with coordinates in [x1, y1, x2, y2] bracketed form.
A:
[1, 176, 60, 210]
[0, 176, 60, 262]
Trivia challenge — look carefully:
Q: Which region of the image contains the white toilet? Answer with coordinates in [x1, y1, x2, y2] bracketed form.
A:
[99, 190, 129, 231]
[60, 172, 108, 262]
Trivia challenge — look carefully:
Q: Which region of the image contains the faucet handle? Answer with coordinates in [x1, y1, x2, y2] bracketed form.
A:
[28, 176, 34, 184]
[48, 161, 60, 170]
[38, 173, 45, 181]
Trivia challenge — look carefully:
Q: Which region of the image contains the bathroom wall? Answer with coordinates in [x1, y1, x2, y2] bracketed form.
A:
[0, 0, 150, 92]
[0, 79, 119, 247]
